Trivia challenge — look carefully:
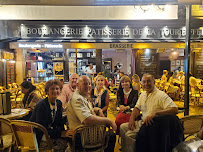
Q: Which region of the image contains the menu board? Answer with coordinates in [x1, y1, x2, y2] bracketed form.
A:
[136, 49, 159, 78]
[6, 62, 15, 84]
[194, 51, 203, 79]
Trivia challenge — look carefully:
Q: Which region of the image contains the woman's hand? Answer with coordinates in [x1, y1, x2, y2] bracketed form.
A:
[124, 106, 130, 111]
[120, 105, 125, 112]
[27, 108, 32, 111]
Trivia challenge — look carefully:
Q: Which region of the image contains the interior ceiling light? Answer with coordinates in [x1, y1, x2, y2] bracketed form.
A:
[136, 5, 166, 13]
[139, 5, 150, 13]
[157, 5, 165, 12]
[169, 51, 179, 61]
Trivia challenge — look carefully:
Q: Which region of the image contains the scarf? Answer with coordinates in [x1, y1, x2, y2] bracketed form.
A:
[93, 86, 106, 107]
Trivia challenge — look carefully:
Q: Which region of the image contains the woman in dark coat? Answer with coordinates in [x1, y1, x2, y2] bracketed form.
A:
[115, 76, 138, 135]
[30, 79, 67, 152]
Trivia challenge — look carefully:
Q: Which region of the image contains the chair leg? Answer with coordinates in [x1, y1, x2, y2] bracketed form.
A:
[117, 135, 121, 145]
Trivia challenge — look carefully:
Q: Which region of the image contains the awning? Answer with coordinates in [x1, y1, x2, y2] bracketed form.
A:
[16, 39, 203, 43]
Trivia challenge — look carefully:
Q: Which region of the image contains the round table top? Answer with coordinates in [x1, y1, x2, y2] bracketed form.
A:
[0, 108, 29, 120]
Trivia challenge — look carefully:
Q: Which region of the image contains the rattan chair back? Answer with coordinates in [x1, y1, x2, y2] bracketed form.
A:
[180, 115, 203, 140]
[0, 118, 16, 152]
[70, 125, 109, 152]
[10, 120, 53, 152]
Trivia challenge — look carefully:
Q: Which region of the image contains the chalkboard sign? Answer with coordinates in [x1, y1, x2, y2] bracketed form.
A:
[194, 52, 203, 79]
[135, 49, 159, 78]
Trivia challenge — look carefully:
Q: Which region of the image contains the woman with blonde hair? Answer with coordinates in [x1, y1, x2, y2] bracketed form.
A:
[91, 75, 110, 117]
[132, 74, 141, 92]
[161, 70, 168, 82]
[160, 70, 168, 90]
[115, 75, 138, 134]
[177, 71, 185, 91]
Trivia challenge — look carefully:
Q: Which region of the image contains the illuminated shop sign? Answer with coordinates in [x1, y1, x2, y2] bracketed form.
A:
[21, 25, 203, 40]
[110, 44, 133, 49]
[95, 0, 178, 5]
[18, 43, 63, 49]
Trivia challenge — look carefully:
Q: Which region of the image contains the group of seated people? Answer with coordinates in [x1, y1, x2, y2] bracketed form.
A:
[17, 72, 185, 152]
[160, 69, 202, 101]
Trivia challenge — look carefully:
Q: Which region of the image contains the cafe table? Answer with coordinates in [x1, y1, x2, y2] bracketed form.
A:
[0, 108, 29, 120]
[173, 138, 203, 152]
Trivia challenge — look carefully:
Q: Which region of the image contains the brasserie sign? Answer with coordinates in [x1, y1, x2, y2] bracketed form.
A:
[21, 25, 203, 40]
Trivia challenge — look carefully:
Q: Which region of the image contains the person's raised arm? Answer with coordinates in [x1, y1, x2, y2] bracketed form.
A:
[155, 107, 178, 116]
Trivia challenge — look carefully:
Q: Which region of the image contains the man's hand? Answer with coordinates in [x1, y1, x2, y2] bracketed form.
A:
[61, 130, 74, 138]
[93, 107, 104, 117]
[98, 110, 105, 117]
[144, 113, 157, 126]
[109, 120, 117, 132]
[128, 117, 136, 130]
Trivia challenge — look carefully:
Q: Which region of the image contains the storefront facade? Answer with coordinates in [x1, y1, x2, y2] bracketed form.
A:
[0, 4, 201, 85]
[5, 19, 201, 83]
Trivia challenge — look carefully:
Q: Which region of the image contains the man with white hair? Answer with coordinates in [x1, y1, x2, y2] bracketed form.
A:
[57, 73, 79, 109]
[67, 75, 116, 152]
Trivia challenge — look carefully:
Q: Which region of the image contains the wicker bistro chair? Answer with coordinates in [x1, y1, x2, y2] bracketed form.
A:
[180, 115, 203, 140]
[10, 120, 53, 152]
[35, 85, 46, 98]
[67, 125, 110, 152]
[189, 85, 203, 105]
[0, 118, 16, 152]
[10, 89, 23, 108]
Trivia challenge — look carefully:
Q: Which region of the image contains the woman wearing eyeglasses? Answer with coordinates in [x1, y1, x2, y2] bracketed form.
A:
[30, 79, 67, 152]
